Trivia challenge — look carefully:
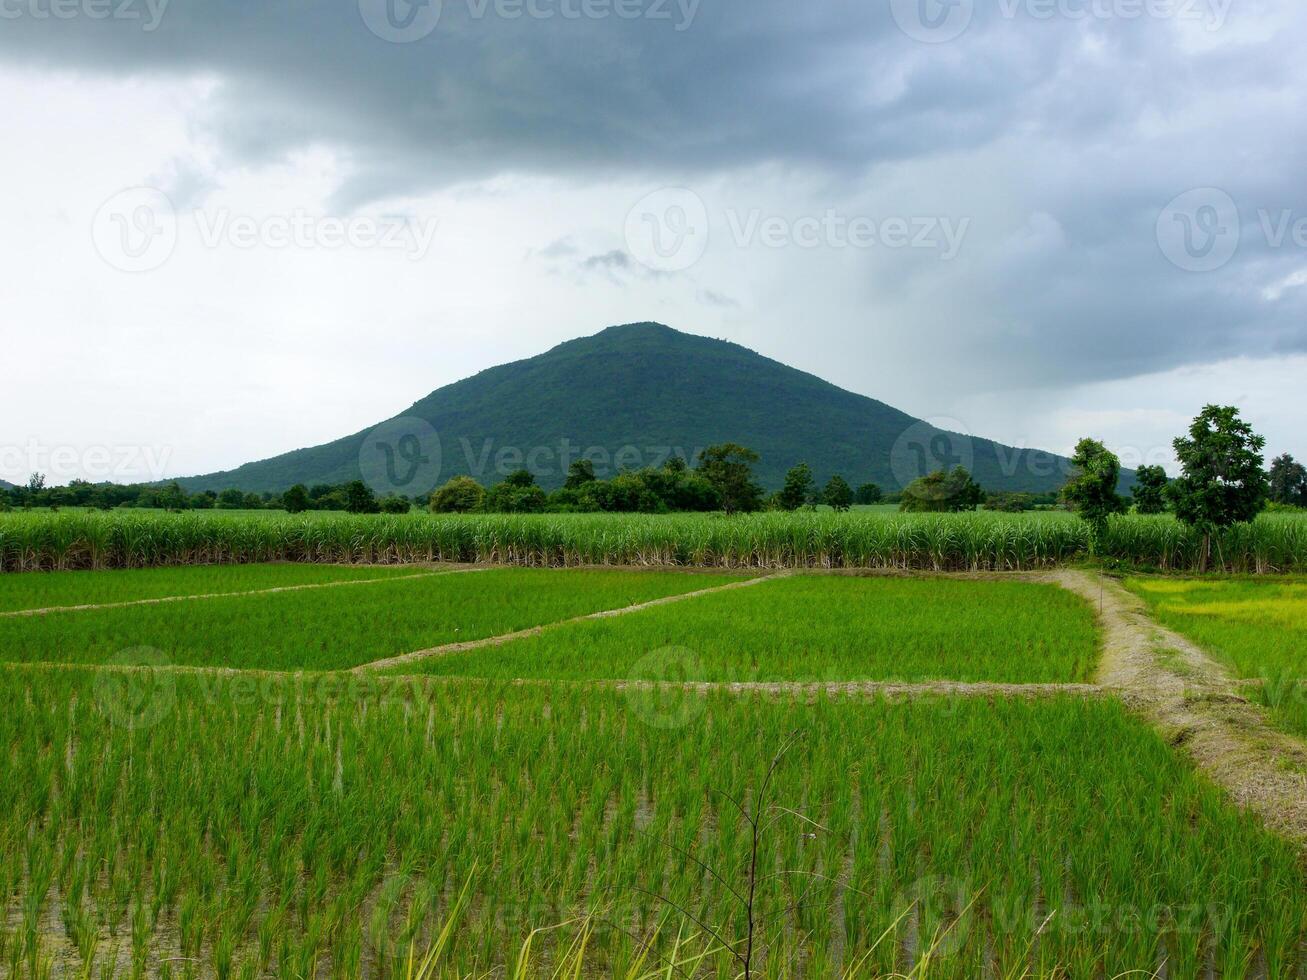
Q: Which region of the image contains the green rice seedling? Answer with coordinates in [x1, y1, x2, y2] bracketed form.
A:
[403, 574, 1100, 684]
[1, 666, 1303, 977]
[1124, 576, 1307, 735]
[0, 568, 748, 671]
[0, 562, 425, 614]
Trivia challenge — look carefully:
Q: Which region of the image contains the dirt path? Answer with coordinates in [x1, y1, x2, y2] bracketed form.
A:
[354, 572, 788, 672]
[0, 565, 487, 618]
[384, 672, 1101, 700]
[1052, 569, 1307, 846]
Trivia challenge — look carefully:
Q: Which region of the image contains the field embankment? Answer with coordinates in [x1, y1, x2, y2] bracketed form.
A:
[2, 511, 1305, 574]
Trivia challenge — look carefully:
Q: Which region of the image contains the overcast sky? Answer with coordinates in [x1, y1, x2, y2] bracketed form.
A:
[3, 0, 1305, 485]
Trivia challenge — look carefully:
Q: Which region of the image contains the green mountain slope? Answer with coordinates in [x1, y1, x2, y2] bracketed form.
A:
[180, 322, 1109, 495]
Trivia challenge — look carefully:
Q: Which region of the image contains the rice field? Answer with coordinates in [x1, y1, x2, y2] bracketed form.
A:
[404, 575, 1100, 684]
[0, 563, 424, 614]
[1, 560, 1303, 978]
[2, 510, 1305, 575]
[3, 667, 1304, 979]
[1124, 577, 1307, 737]
[0, 568, 747, 671]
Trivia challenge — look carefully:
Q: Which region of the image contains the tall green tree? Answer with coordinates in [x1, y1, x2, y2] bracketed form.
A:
[283, 484, 310, 514]
[696, 444, 763, 515]
[855, 483, 883, 505]
[344, 480, 381, 514]
[1130, 465, 1169, 515]
[379, 495, 411, 514]
[486, 471, 547, 513]
[1167, 405, 1269, 571]
[1268, 454, 1307, 507]
[899, 467, 983, 513]
[564, 458, 597, 490]
[157, 482, 189, 512]
[502, 469, 537, 489]
[777, 462, 815, 511]
[1060, 438, 1127, 552]
[430, 476, 485, 513]
[822, 474, 854, 512]
[217, 488, 246, 509]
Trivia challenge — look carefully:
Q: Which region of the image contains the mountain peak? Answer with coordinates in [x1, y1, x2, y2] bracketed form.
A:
[180, 323, 1098, 495]
[597, 321, 676, 336]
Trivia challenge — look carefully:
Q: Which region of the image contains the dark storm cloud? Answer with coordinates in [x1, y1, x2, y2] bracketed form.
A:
[0, 0, 1102, 187]
[4, 0, 1307, 387]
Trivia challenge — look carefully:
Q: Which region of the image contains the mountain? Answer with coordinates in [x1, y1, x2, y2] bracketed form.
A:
[181, 322, 1114, 495]
[0, 479, 13, 490]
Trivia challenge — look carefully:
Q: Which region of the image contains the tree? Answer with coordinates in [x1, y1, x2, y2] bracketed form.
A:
[899, 466, 984, 513]
[1268, 454, 1307, 507]
[564, 459, 597, 490]
[344, 480, 381, 514]
[1060, 438, 1127, 552]
[17, 472, 46, 508]
[217, 488, 246, 510]
[1168, 405, 1269, 570]
[1130, 465, 1169, 515]
[430, 476, 485, 514]
[822, 474, 854, 512]
[379, 495, 411, 514]
[697, 444, 764, 515]
[777, 463, 815, 511]
[503, 469, 537, 489]
[855, 483, 883, 505]
[486, 471, 546, 513]
[984, 491, 1034, 513]
[283, 484, 310, 514]
[157, 481, 189, 511]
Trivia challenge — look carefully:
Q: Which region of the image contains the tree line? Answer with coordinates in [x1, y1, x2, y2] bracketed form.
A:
[4, 412, 1304, 524]
[0, 477, 415, 515]
[1062, 405, 1300, 570]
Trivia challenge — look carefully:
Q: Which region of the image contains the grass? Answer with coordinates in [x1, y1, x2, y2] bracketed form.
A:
[0, 568, 747, 671]
[1, 668, 1302, 978]
[1125, 576, 1307, 736]
[3, 509, 1305, 574]
[0, 562, 425, 614]
[404, 575, 1101, 684]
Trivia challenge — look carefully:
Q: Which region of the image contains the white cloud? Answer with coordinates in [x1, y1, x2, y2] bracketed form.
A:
[2, 6, 1306, 484]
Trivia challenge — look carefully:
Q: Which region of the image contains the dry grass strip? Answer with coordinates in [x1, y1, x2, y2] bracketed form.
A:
[0, 565, 487, 618]
[354, 572, 789, 672]
[384, 672, 1103, 700]
[1050, 569, 1307, 847]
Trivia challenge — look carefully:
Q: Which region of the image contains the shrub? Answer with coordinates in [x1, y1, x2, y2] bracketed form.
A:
[900, 467, 984, 513]
[379, 495, 411, 514]
[430, 477, 486, 514]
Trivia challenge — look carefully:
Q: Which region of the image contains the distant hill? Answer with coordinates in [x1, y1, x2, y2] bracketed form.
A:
[181, 322, 1120, 495]
[0, 479, 13, 490]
